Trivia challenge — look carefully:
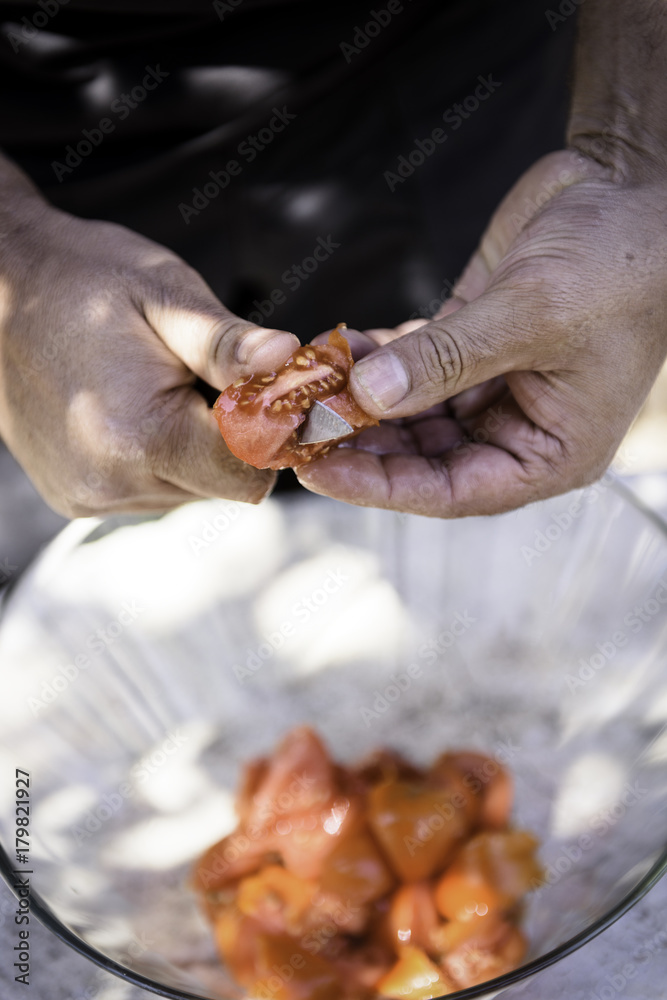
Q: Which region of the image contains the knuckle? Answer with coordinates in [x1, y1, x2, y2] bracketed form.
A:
[414, 327, 466, 393]
[209, 316, 257, 373]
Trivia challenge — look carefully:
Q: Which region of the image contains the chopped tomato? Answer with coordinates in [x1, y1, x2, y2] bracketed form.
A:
[236, 865, 317, 936]
[195, 729, 540, 1000]
[442, 921, 528, 989]
[191, 833, 276, 893]
[317, 827, 396, 907]
[376, 946, 456, 999]
[367, 775, 473, 882]
[432, 752, 513, 831]
[213, 325, 378, 470]
[385, 883, 440, 953]
[253, 933, 344, 1000]
[434, 831, 542, 922]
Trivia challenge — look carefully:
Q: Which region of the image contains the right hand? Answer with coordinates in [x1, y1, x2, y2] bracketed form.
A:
[0, 191, 299, 516]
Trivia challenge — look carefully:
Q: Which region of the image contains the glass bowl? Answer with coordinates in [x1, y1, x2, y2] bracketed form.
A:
[0, 481, 666, 1000]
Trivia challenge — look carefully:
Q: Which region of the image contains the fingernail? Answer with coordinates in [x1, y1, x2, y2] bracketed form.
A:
[235, 329, 297, 367]
[353, 352, 409, 410]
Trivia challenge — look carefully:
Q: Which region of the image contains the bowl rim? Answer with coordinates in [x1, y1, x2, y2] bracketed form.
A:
[1, 475, 667, 999]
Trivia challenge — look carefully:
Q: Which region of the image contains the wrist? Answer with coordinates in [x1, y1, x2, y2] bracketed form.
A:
[567, 0, 667, 184]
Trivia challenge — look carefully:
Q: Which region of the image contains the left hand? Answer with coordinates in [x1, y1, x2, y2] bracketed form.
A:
[297, 150, 667, 517]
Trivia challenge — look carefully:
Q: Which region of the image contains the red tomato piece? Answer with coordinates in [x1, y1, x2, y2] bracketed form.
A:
[316, 826, 396, 908]
[213, 325, 378, 470]
[434, 831, 542, 922]
[431, 752, 513, 831]
[236, 865, 317, 936]
[385, 882, 440, 953]
[367, 774, 474, 883]
[442, 921, 528, 989]
[253, 932, 344, 1000]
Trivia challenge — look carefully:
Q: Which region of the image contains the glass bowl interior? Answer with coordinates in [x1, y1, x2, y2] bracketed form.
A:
[0, 481, 666, 1000]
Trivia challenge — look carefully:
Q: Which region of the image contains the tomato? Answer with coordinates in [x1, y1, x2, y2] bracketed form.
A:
[431, 752, 513, 831]
[236, 865, 317, 935]
[385, 882, 440, 952]
[366, 774, 473, 882]
[317, 827, 396, 908]
[213, 325, 378, 470]
[195, 730, 540, 1000]
[442, 921, 527, 989]
[376, 946, 456, 999]
[434, 831, 542, 922]
[253, 933, 344, 1000]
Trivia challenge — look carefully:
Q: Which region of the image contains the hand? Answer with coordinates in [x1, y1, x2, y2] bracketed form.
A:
[0, 190, 299, 516]
[297, 150, 667, 516]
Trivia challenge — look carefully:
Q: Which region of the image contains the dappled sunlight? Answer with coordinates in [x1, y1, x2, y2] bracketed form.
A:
[551, 753, 627, 839]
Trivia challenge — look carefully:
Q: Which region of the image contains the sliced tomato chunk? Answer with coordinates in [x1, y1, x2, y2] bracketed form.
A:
[434, 831, 542, 922]
[376, 946, 456, 999]
[442, 921, 528, 989]
[213, 325, 378, 470]
[236, 864, 317, 935]
[385, 882, 440, 953]
[367, 774, 474, 882]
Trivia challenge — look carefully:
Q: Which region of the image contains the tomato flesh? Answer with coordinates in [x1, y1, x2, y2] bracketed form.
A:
[213, 325, 379, 470]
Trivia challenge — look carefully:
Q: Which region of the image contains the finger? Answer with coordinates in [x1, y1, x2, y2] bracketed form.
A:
[449, 376, 508, 420]
[348, 293, 528, 419]
[140, 264, 300, 390]
[297, 398, 567, 517]
[150, 388, 276, 503]
[336, 416, 462, 457]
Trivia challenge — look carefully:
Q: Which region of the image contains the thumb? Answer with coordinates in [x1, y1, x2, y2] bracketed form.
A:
[349, 294, 526, 417]
[141, 265, 300, 389]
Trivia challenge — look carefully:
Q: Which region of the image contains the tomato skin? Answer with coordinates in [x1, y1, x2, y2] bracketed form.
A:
[213, 326, 378, 470]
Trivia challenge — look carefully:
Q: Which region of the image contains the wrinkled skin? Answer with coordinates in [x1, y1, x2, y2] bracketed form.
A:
[297, 150, 667, 516]
[0, 177, 299, 516]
